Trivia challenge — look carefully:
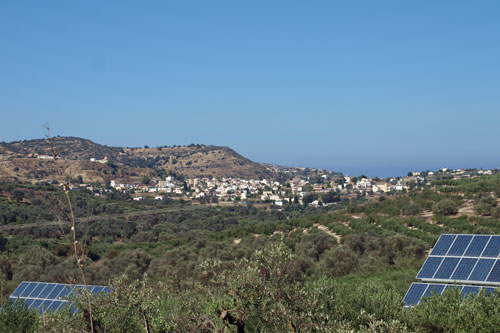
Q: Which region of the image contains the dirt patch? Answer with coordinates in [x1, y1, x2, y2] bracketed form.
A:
[313, 223, 342, 243]
[419, 210, 434, 223]
[458, 200, 475, 216]
[340, 221, 352, 228]
[414, 210, 445, 228]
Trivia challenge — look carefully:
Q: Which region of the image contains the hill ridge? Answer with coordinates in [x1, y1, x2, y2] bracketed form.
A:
[0, 136, 271, 182]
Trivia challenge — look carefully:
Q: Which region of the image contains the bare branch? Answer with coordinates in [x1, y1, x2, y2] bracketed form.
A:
[44, 125, 94, 333]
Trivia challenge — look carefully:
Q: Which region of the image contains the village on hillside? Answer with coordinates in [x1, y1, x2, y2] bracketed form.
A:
[71, 162, 498, 207]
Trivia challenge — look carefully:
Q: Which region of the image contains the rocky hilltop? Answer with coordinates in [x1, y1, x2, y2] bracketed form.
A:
[0, 137, 271, 183]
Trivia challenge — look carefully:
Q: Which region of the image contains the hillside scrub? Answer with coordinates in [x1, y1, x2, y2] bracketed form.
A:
[3, 175, 500, 330]
[3, 241, 500, 332]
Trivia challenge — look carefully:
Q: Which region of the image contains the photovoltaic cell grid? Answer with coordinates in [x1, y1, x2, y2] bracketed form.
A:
[8, 282, 110, 314]
[403, 234, 500, 307]
[416, 234, 500, 285]
[403, 282, 495, 307]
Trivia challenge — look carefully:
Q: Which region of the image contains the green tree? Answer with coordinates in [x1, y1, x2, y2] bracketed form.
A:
[209, 241, 315, 331]
[0, 232, 7, 252]
[0, 255, 12, 280]
[303, 193, 318, 204]
[492, 205, 500, 219]
[432, 199, 459, 216]
[0, 299, 39, 333]
[409, 288, 500, 332]
[11, 189, 24, 203]
[474, 196, 496, 216]
[321, 190, 340, 204]
[321, 246, 359, 276]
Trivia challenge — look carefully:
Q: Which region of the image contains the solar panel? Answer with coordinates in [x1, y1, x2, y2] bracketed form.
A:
[434, 257, 460, 279]
[451, 258, 477, 280]
[422, 284, 446, 298]
[430, 234, 456, 256]
[402, 283, 428, 307]
[7, 282, 110, 314]
[464, 235, 490, 256]
[487, 261, 500, 282]
[416, 234, 500, 286]
[447, 235, 473, 256]
[483, 236, 500, 258]
[404, 234, 500, 307]
[403, 282, 494, 307]
[416, 256, 443, 279]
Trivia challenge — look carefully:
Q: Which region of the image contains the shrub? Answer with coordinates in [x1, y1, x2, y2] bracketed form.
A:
[432, 199, 459, 216]
[0, 299, 39, 333]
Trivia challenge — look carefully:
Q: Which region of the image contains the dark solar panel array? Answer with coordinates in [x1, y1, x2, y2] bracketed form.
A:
[403, 282, 494, 307]
[404, 234, 500, 307]
[8, 282, 110, 314]
[416, 234, 500, 285]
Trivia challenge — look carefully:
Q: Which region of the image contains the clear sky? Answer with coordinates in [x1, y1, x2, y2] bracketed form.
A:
[1, 1, 499, 177]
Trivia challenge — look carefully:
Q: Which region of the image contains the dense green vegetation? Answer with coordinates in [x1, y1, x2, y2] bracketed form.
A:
[2, 175, 500, 331]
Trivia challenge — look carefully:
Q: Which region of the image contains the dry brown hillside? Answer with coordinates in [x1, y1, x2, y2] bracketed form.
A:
[0, 137, 271, 183]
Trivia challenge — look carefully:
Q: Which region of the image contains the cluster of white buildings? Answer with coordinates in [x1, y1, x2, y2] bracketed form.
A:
[346, 177, 409, 194]
[108, 175, 339, 205]
[346, 168, 497, 195]
[104, 167, 498, 204]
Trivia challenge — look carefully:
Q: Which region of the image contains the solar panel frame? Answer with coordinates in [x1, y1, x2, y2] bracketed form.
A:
[38, 283, 57, 299]
[403, 282, 496, 307]
[451, 258, 478, 280]
[49, 300, 65, 312]
[30, 283, 47, 298]
[444, 284, 464, 292]
[405, 234, 500, 307]
[434, 257, 460, 279]
[448, 235, 473, 256]
[418, 234, 500, 286]
[422, 284, 446, 298]
[468, 258, 495, 282]
[485, 287, 495, 295]
[30, 299, 43, 311]
[482, 236, 500, 258]
[416, 256, 444, 279]
[402, 283, 428, 307]
[20, 282, 38, 298]
[10, 282, 29, 298]
[486, 260, 500, 282]
[8, 281, 110, 315]
[464, 235, 490, 257]
[23, 299, 34, 307]
[461, 286, 481, 297]
[430, 234, 456, 256]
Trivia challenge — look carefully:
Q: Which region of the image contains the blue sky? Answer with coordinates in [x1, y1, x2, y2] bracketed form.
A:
[1, 1, 499, 177]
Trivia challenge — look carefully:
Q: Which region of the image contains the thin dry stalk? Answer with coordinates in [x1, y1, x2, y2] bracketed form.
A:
[1, 279, 4, 307]
[44, 124, 94, 333]
[41, 303, 48, 333]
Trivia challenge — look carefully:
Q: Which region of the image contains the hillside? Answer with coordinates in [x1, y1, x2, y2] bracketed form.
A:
[1, 137, 122, 160]
[2, 174, 500, 330]
[0, 137, 272, 182]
